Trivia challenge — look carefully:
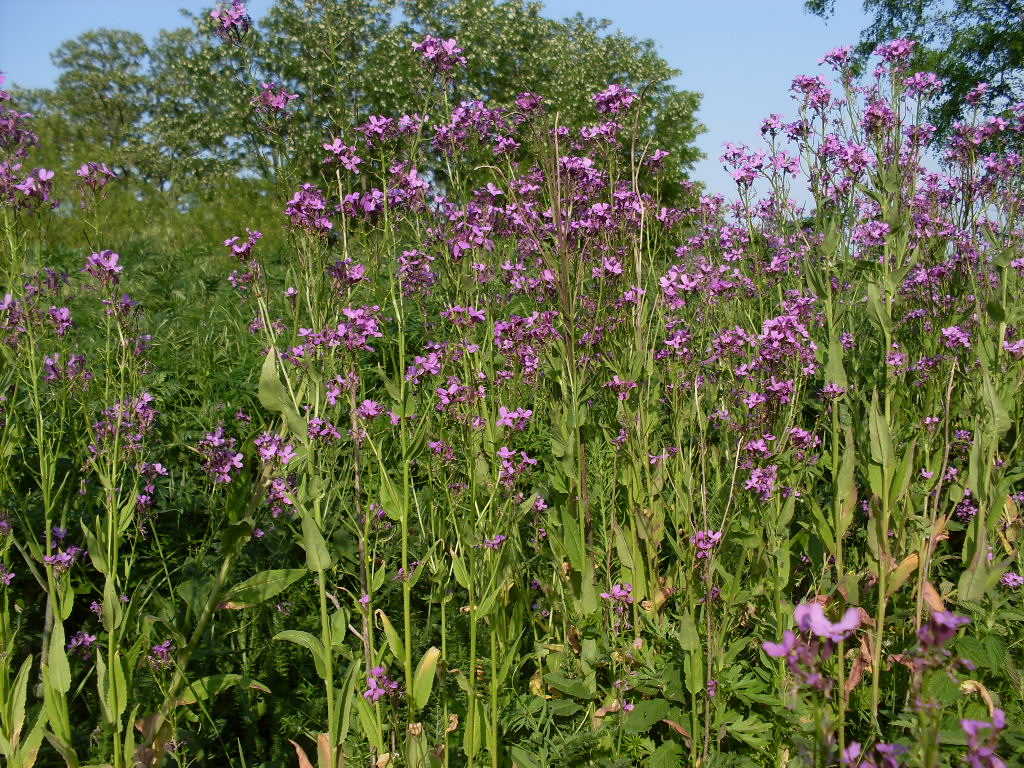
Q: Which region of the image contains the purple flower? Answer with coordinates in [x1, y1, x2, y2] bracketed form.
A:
[763, 602, 860, 692]
[223, 228, 262, 260]
[942, 325, 971, 349]
[917, 610, 971, 652]
[357, 399, 385, 420]
[253, 432, 297, 466]
[603, 375, 637, 401]
[210, 0, 251, 41]
[600, 583, 633, 603]
[83, 250, 123, 287]
[961, 709, 1006, 768]
[873, 38, 916, 66]
[593, 84, 637, 115]
[412, 35, 467, 73]
[818, 45, 852, 72]
[745, 465, 778, 501]
[67, 631, 97, 659]
[323, 138, 363, 172]
[496, 406, 532, 430]
[198, 426, 244, 484]
[364, 665, 400, 701]
[75, 161, 116, 208]
[795, 602, 860, 643]
[284, 184, 332, 234]
[482, 534, 507, 551]
[44, 546, 84, 573]
[148, 640, 175, 670]
[1002, 572, 1024, 589]
[690, 530, 723, 559]
[762, 630, 797, 658]
[441, 305, 486, 326]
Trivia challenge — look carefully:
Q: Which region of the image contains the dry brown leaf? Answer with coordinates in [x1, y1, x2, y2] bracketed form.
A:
[317, 732, 334, 768]
[661, 719, 693, 748]
[567, 626, 581, 655]
[961, 680, 997, 717]
[855, 606, 876, 629]
[591, 700, 622, 729]
[289, 740, 315, 768]
[446, 714, 459, 734]
[922, 580, 946, 613]
[845, 636, 873, 696]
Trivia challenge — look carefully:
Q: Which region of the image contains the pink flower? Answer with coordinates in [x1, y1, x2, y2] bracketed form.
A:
[794, 602, 860, 643]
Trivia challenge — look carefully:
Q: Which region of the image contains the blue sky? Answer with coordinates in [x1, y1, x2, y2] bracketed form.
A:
[0, 0, 870, 196]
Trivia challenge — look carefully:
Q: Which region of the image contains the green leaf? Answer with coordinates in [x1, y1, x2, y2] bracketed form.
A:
[676, 611, 700, 652]
[463, 698, 483, 759]
[868, 390, 894, 473]
[47, 623, 71, 695]
[508, 746, 542, 768]
[412, 647, 441, 712]
[109, 652, 128, 719]
[866, 283, 892, 337]
[724, 711, 772, 748]
[645, 741, 684, 768]
[258, 348, 307, 437]
[221, 568, 307, 609]
[547, 699, 581, 717]
[825, 336, 847, 389]
[274, 630, 327, 679]
[984, 300, 1005, 323]
[9, 655, 32, 747]
[354, 692, 384, 750]
[81, 523, 106, 576]
[560, 507, 585, 573]
[301, 515, 332, 572]
[220, 518, 254, 556]
[542, 673, 595, 700]
[375, 609, 405, 662]
[982, 372, 1011, 439]
[623, 698, 668, 733]
[175, 674, 271, 706]
[451, 553, 470, 589]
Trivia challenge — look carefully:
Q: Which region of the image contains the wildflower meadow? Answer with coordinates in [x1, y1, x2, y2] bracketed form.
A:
[1, 3, 1023, 767]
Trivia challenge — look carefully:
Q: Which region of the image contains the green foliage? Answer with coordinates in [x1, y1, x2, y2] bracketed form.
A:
[805, 0, 1024, 138]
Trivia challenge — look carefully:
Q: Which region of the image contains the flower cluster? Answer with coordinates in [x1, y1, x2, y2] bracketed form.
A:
[75, 161, 116, 209]
[210, 1, 251, 42]
[364, 665, 400, 702]
[600, 583, 634, 632]
[323, 138, 362, 172]
[89, 393, 158, 461]
[690, 529, 723, 559]
[593, 84, 637, 115]
[284, 183, 332, 234]
[82, 250, 123, 288]
[198, 426, 244, 484]
[763, 602, 860, 691]
[253, 82, 299, 120]
[412, 35, 467, 74]
[147, 640, 176, 670]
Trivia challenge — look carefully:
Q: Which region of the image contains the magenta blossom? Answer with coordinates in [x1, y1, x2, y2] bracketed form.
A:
[412, 35, 467, 73]
[794, 602, 860, 643]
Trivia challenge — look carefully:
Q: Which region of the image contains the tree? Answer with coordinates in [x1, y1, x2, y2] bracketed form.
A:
[13, 0, 705, 206]
[400, 0, 703, 177]
[805, 0, 1024, 137]
[47, 29, 151, 172]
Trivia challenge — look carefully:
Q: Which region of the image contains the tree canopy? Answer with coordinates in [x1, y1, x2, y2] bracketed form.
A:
[11, 0, 704, 207]
[805, 0, 1024, 137]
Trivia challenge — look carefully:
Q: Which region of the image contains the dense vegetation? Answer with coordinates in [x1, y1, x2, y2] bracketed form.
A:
[2, 3, 1023, 768]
